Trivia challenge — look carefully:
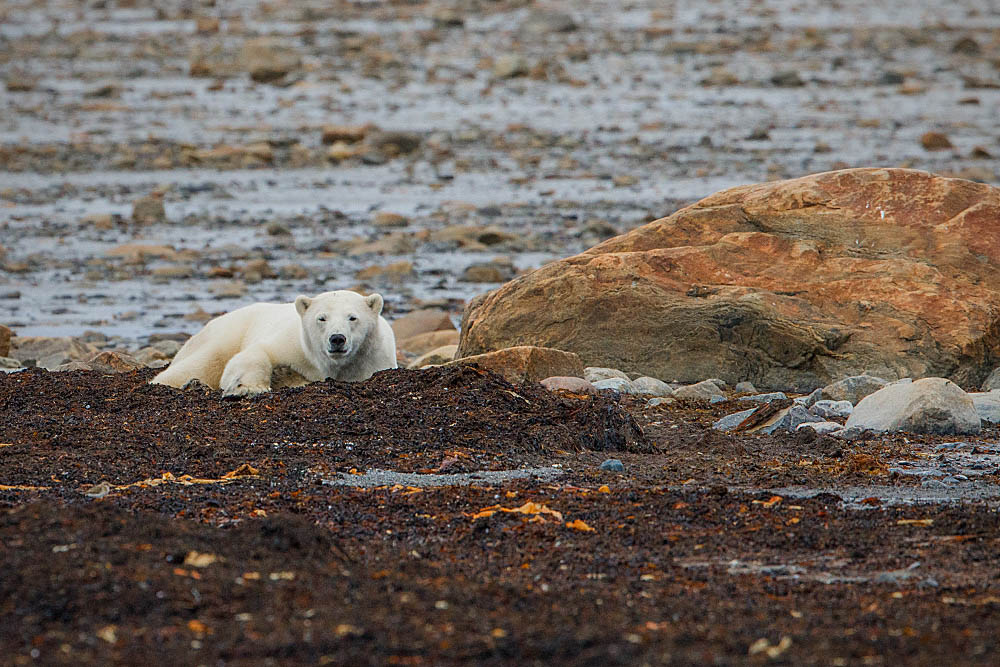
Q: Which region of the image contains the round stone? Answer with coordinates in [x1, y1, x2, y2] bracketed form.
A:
[599, 459, 625, 473]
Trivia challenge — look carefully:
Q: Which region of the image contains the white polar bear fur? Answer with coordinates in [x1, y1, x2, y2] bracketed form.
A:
[151, 290, 397, 396]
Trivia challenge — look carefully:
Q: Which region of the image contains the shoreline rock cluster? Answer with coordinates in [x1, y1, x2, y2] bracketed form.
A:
[7, 312, 998, 440]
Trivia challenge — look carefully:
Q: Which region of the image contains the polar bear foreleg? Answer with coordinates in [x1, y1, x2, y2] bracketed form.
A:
[219, 345, 275, 397]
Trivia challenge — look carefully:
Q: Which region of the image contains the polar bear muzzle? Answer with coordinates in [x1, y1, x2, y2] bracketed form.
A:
[328, 333, 348, 354]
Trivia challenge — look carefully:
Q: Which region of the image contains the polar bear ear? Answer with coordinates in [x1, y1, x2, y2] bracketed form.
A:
[294, 295, 312, 316]
[365, 293, 384, 315]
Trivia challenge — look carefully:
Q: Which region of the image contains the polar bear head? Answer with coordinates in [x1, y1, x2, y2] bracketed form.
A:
[295, 290, 384, 369]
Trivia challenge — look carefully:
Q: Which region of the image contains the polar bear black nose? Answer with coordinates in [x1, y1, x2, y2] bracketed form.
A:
[329, 334, 347, 348]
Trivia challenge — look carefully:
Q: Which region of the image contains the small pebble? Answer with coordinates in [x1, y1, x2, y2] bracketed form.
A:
[599, 459, 625, 472]
[646, 397, 674, 408]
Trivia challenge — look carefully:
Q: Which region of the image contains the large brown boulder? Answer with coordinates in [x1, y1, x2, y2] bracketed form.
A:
[458, 169, 1000, 391]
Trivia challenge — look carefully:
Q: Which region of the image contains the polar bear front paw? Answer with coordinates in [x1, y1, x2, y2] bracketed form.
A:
[222, 380, 271, 397]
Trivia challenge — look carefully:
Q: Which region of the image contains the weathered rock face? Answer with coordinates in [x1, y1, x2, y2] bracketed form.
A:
[458, 169, 1000, 391]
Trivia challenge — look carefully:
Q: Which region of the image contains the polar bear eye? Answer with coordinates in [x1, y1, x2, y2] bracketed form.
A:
[348, 315, 358, 322]
[317, 315, 327, 322]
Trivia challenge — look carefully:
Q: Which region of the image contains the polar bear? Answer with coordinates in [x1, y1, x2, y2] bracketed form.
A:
[151, 290, 396, 396]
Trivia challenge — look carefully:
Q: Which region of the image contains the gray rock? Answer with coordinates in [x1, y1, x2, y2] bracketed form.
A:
[845, 377, 981, 435]
[521, 10, 577, 35]
[802, 387, 824, 407]
[755, 405, 824, 435]
[771, 70, 805, 87]
[11, 336, 99, 369]
[969, 391, 1000, 423]
[599, 458, 625, 472]
[646, 397, 675, 408]
[712, 408, 757, 432]
[734, 381, 757, 393]
[829, 426, 870, 440]
[673, 379, 725, 401]
[540, 376, 596, 394]
[54, 361, 93, 372]
[821, 374, 888, 404]
[592, 377, 633, 393]
[796, 421, 844, 435]
[584, 366, 629, 383]
[151, 339, 183, 358]
[0, 356, 23, 372]
[982, 367, 1000, 392]
[739, 391, 787, 404]
[810, 400, 854, 419]
[629, 376, 674, 397]
[709, 395, 727, 404]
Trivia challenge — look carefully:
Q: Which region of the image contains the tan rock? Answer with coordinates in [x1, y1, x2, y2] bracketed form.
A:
[53, 361, 93, 372]
[540, 376, 597, 394]
[391, 309, 456, 341]
[279, 263, 309, 280]
[408, 344, 458, 368]
[457, 168, 1000, 391]
[238, 258, 276, 282]
[195, 16, 220, 34]
[460, 260, 515, 283]
[81, 213, 116, 230]
[186, 143, 273, 167]
[151, 265, 191, 279]
[239, 38, 301, 83]
[88, 351, 145, 373]
[132, 194, 166, 224]
[106, 244, 178, 262]
[209, 280, 247, 298]
[347, 232, 416, 256]
[493, 54, 531, 79]
[321, 124, 373, 144]
[921, 132, 953, 151]
[429, 225, 515, 248]
[365, 130, 421, 156]
[447, 346, 585, 384]
[189, 43, 236, 78]
[5, 74, 37, 92]
[326, 141, 364, 162]
[372, 212, 410, 228]
[355, 260, 414, 282]
[0, 324, 11, 357]
[397, 329, 460, 355]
